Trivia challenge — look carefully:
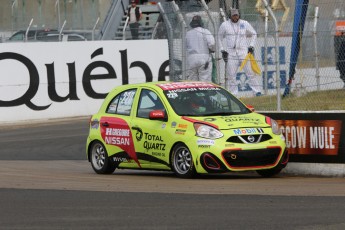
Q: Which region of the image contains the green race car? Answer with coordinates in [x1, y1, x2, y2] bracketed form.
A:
[86, 81, 288, 178]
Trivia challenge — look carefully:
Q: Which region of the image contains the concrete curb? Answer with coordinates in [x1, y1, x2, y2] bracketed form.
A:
[284, 162, 345, 177]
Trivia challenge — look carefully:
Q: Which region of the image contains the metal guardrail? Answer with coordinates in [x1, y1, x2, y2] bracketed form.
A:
[98, 0, 129, 40]
[123, 17, 130, 40]
[24, 18, 33, 42]
[262, 0, 281, 111]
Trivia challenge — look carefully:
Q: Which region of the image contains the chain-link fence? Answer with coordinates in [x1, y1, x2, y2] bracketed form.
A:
[159, 0, 345, 111]
[0, 0, 111, 41]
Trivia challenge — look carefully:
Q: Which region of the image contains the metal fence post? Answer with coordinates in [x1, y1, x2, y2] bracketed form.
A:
[200, 0, 220, 84]
[171, 1, 187, 80]
[313, 6, 320, 91]
[262, 0, 281, 111]
[25, 18, 33, 42]
[157, 2, 175, 81]
[263, 9, 268, 95]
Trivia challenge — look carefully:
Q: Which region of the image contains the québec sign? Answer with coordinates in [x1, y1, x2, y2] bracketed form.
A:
[0, 40, 169, 122]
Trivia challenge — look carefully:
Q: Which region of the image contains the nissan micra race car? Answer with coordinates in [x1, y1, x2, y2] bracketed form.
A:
[86, 81, 288, 178]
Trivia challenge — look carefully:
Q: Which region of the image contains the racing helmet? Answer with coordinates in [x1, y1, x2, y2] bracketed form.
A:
[190, 94, 207, 113]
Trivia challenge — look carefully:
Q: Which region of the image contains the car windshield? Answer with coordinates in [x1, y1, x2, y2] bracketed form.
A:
[163, 86, 250, 116]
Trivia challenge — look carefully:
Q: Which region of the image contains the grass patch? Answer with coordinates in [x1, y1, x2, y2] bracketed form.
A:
[240, 89, 345, 111]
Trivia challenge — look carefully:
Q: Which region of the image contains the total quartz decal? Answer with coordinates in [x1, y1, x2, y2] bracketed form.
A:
[143, 133, 166, 151]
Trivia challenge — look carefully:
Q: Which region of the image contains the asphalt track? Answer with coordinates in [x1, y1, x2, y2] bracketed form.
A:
[1, 117, 345, 230]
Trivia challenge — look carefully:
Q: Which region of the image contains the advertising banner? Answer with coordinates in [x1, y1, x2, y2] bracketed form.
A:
[1, 38, 290, 123]
[264, 112, 345, 163]
[0, 40, 169, 122]
[335, 20, 345, 36]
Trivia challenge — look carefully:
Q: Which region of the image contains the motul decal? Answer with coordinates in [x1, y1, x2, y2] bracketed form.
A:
[100, 117, 140, 167]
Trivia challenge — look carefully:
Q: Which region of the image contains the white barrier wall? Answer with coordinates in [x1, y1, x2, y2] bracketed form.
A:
[0, 40, 169, 123]
[1, 38, 309, 123]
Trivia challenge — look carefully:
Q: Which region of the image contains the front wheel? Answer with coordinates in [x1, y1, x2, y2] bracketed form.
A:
[89, 141, 116, 174]
[171, 143, 197, 178]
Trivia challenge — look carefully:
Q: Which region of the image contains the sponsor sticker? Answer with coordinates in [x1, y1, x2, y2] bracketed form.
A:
[100, 117, 139, 167]
[166, 91, 178, 99]
[233, 128, 258, 135]
[178, 124, 188, 129]
[113, 157, 130, 163]
[175, 129, 186, 135]
[104, 128, 131, 145]
[157, 82, 215, 90]
[197, 139, 215, 146]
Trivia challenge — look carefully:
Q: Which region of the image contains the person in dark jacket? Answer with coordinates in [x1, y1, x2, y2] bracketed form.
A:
[337, 31, 345, 88]
[127, 0, 142, 40]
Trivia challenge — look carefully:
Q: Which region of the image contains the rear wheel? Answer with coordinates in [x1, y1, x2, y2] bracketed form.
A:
[90, 141, 116, 174]
[256, 166, 282, 178]
[171, 143, 196, 178]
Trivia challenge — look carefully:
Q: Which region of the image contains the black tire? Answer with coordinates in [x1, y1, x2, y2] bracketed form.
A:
[89, 141, 116, 174]
[170, 143, 197, 178]
[256, 166, 282, 178]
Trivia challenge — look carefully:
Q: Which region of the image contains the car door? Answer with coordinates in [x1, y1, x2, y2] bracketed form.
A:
[100, 88, 148, 168]
[131, 88, 171, 169]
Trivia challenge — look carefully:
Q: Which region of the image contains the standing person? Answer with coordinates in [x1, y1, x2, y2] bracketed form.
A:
[218, 9, 262, 96]
[336, 31, 345, 88]
[127, 0, 142, 40]
[186, 15, 215, 82]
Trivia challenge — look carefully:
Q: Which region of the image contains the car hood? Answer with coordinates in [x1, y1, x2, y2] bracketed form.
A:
[184, 113, 270, 130]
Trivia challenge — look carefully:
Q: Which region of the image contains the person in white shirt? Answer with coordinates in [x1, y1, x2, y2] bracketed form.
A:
[218, 9, 262, 96]
[186, 15, 215, 82]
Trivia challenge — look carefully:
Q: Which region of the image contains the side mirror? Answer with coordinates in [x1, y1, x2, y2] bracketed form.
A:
[149, 110, 167, 121]
[246, 105, 255, 112]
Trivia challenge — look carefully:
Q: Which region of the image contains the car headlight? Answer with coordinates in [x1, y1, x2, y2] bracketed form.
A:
[265, 117, 281, 135]
[194, 123, 223, 139]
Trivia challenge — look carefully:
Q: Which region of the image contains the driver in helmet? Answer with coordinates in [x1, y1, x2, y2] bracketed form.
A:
[190, 94, 207, 113]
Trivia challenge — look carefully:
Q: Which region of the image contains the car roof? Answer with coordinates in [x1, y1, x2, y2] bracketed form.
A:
[109, 81, 165, 92]
[110, 81, 218, 92]
[38, 33, 87, 41]
[8, 29, 58, 40]
[11, 29, 57, 34]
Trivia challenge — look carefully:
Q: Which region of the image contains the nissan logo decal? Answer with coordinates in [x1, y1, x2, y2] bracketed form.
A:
[247, 135, 255, 143]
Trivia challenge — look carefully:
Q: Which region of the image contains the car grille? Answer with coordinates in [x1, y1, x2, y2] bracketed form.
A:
[222, 148, 281, 168]
[226, 134, 272, 144]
